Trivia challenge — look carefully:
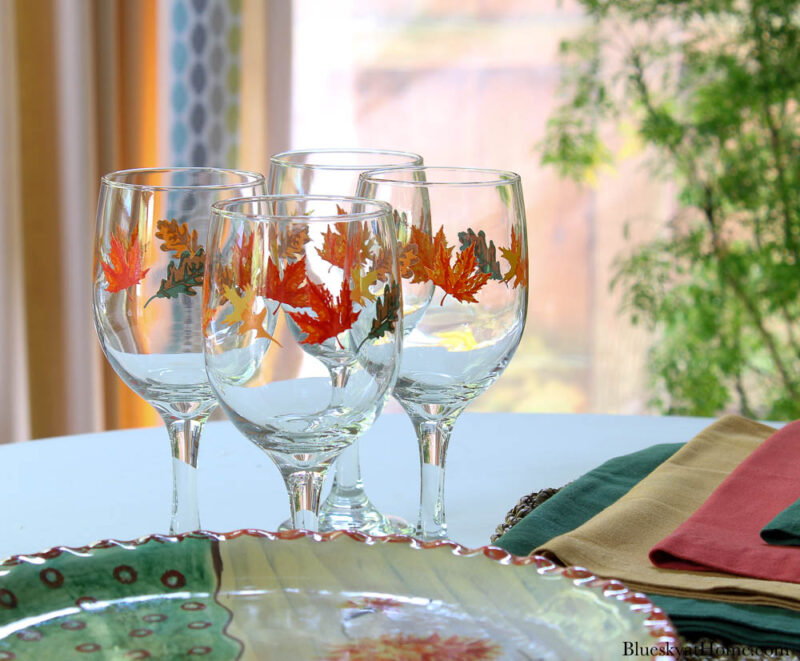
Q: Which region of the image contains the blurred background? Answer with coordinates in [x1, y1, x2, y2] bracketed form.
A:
[8, 0, 790, 442]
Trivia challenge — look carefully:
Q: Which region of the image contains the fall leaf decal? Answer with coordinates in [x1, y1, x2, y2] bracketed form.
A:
[406, 225, 492, 303]
[215, 231, 257, 295]
[374, 242, 420, 281]
[145, 249, 205, 307]
[101, 225, 149, 293]
[146, 219, 207, 306]
[398, 243, 421, 279]
[428, 237, 491, 305]
[288, 280, 361, 346]
[500, 227, 528, 289]
[264, 257, 310, 308]
[281, 225, 311, 261]
[458, 228, 503, 281]
[350, 265, 379, 304]
[221, 285, 281, 345]
[357, 281, 401, 352]
[234, 231, 255, 285]
[155, 219, 200, 257]
[407, 225, 438, 283]
[317, 212, 374, 271]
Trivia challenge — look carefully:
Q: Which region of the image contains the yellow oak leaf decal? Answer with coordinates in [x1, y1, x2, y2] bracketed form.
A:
[350, 265, 379, 305]
[222, 285, 281, 345]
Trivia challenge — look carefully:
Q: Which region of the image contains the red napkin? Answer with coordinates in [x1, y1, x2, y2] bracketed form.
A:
[650, 419, 800, 583]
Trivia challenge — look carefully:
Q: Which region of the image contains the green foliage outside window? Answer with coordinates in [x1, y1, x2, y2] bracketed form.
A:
[543, 0, 800, 419]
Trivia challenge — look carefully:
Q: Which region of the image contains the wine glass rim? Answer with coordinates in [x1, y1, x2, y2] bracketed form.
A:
[269, 148, 423, 170]
[211, 194, 393, 223]
[101, 167, 265, 191]
[359, 166, 521, 187]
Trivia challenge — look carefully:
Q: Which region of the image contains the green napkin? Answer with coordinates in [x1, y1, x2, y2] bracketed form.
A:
[494, 441, 800, 649]
[761, 501, 800, 546]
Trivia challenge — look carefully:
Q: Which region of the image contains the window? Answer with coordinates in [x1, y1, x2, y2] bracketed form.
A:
[290, 0, 665, 413]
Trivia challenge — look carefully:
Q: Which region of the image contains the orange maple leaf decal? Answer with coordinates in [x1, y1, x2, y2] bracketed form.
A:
[288, 280, 361, 345]
[500, 227, 528, 289]
[101, 225, 150, 293]
[155, 219, 200, 257]
[407, 225, 440, 283]
[407, 225, 491, 304]
[428, 238, 491, 305]
[316, 207, 374, 271]
[264, 257, 310, 308]
[234, 232, 255, 285]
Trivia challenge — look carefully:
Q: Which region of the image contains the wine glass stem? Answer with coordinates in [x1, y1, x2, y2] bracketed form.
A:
[414, 417, 455, 541]
[326, 363, 365, 501]
[330, 441, 364, 495]
[165, 416, 204, 534]
[329, 363, 350, 408]
[282, 470, 326, 531]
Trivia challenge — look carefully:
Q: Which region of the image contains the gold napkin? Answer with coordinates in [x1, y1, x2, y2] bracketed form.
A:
[536, 415, 800, 610]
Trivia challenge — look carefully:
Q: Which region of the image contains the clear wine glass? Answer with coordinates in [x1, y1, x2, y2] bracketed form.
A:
[203, 195, 402, 531]
[268, 148, 423, 535]
[357, 167, 529, 540]
[93, 167, 266, 534]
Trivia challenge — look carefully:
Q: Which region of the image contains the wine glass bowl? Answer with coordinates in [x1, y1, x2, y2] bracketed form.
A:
[93, 167, 266, 532]
[357, 166, 528, 540]
[203, 195, 402, 531]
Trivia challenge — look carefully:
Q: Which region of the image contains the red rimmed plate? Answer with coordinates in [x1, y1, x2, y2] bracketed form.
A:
[0, 530, 678, 660]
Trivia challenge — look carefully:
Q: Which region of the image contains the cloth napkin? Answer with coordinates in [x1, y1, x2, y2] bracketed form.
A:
[493, 418, 800, 646]
[650, 419, 800, 583]
[762, 501, 800, 546]
[534, 416, 800, 608]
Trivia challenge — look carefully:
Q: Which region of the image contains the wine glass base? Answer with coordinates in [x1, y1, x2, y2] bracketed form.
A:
[276, 511, 414, 536]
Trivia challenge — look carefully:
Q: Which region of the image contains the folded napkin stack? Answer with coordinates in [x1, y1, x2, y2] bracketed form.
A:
[494, 416, 800, 647]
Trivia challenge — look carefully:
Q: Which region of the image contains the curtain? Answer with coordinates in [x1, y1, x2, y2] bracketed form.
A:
[0, 0, 287, 443]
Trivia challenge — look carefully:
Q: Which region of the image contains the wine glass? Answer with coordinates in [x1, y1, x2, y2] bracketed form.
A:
[203, 195, 402, 531]
[268, 148, 423, 535]
[357, 167, 529, 540]
[93, 167, 266, 534]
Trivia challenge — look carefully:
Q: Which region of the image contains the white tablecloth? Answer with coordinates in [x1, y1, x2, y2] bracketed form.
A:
[0, 413, 716, 559]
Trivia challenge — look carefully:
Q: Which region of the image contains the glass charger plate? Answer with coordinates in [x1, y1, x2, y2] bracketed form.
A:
[0, 530, 677, 660]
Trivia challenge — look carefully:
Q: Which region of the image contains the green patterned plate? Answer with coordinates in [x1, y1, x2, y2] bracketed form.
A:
[0, 531, 677, 660]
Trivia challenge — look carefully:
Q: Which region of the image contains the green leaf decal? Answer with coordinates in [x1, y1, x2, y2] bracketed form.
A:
[145, 248, 205, 307]
[457, 228, 503, 280]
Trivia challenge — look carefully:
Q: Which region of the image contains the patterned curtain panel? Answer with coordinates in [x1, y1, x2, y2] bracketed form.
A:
[164, 0, 242, 167]
[1, 0, 257, 442]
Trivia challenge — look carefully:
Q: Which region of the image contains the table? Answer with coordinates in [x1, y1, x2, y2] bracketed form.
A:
[0, 412, 717, 560]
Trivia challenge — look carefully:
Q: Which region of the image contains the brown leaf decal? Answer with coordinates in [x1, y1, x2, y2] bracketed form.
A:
[155, 219, 200, 257]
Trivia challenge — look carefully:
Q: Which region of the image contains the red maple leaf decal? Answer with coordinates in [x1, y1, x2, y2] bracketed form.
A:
[288, 280, 361, 345]
[101, 225, 149, 293]
[263, 257, 310, 308]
